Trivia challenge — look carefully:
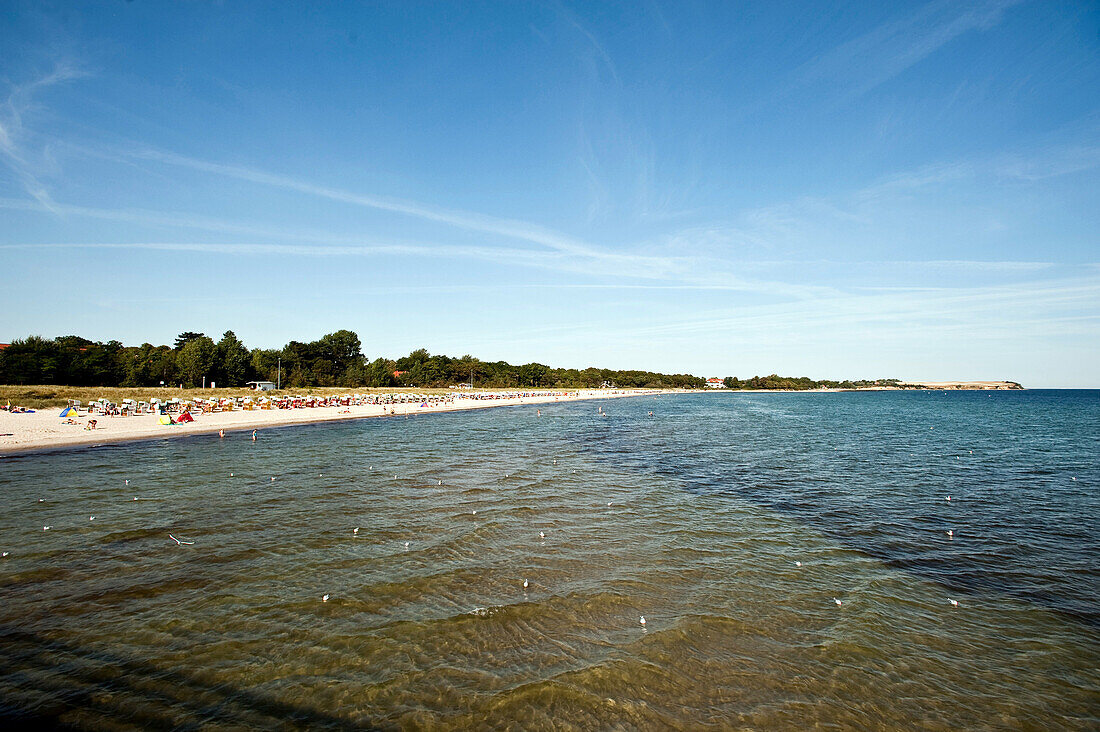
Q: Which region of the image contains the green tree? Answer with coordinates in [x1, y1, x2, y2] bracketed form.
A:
[178, 336, 216, 387]
[395, 348, 431, 372]
[250, 349, 282, 384]
[318, 330, 363, 378]
[517, 362, 550, 387]
[365, 357, 397, 387]
[174, 332, 206, 350]
[216, 331, 251, 387]
[0, 336, 60, 384]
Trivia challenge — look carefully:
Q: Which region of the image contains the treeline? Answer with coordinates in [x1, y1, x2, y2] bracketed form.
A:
[722, 375, 907, 390]
[0, 331, 706, 390]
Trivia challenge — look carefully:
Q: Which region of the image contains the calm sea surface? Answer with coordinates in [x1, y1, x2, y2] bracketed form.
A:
[1, 390, 1097, 729]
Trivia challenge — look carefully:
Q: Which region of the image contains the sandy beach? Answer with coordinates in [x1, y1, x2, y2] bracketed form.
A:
[0, 389, 661, 455]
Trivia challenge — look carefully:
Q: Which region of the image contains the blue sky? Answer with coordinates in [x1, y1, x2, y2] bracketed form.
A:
[1, 1, 1097, 386]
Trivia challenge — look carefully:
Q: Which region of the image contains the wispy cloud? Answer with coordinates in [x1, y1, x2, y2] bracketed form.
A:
[796, 0, 1024, 101]
[0, 63, 86, 209]
[63, 146, 830, 298]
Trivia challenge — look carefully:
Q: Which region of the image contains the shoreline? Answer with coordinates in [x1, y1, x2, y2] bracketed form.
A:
[0, 389, 665, 457]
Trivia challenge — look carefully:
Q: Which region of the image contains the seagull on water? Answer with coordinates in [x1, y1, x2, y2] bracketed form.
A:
[523, 579, 529, 589]
[834, 598, 843, 606]
[404, 541, 410, 548]
[353, 527, 359, 535]
[946, 530, 954, 539]
[322, 594, 329, 602]
[168, 534, 194, 545]
[946, 495, 952, 502]
[1, 552, 8, 557]
[539, 531, 546, 539]
[949, 599, 959, 607]
[438, 480, 443, 485]
[795, 561, 802, 567]
[89, 516, 95, 521]
[639, 616, 646, 626]
[43, 526, 50, 531]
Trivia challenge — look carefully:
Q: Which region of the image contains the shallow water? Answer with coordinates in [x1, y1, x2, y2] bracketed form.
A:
[1, 390, 1097, 729]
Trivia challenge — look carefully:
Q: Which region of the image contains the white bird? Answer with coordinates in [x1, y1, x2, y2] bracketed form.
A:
[949, 598, 959, 607]
[353, 527, 359, 535]
[133, 497, 138, 501]
[394, 475, 398, 479]
[1072, 477, 1076, 481]
[539, 531, 546, 539]
[404, 541, 410, 548]
[230, 473, 234, 477]
[322, 594, 329, 602]
[472, 510, 477, 515]
[43, 526, 50, 531]
[639, 616, 646, 626]
[607, 502, 613, 507]
[168, 534, 194, 545]
[946, 530, 954, 538]
[795, 561, 802, 567]
[523, 579, 529, 589]
[270, 477, 275, 481]
[369, 466, 372, 470]
[319, 474, 323, 477]
[1, 552, 8, 557]
[38, 498, 44, 503]
[834, 598, 843, 606]
[89, 516, 95, 521]
[125, 480, 129, 485]
[438, 480, 443, 485]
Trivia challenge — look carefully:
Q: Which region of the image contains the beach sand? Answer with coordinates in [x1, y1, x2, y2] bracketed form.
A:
[0, 390, 660, 455]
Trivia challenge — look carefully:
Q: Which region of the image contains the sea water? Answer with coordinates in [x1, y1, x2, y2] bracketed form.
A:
[0, 390, 1096, 729]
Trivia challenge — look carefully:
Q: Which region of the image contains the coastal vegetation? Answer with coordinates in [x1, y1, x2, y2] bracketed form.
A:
[0, 331, 705, 391]
[724, 375, 906, 390]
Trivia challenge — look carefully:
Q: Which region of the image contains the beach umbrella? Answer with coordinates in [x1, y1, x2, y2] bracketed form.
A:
[59, 406, 79, 417]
